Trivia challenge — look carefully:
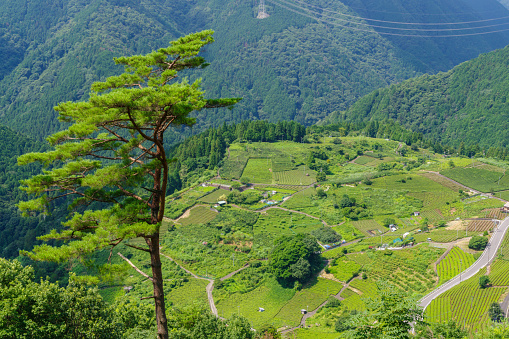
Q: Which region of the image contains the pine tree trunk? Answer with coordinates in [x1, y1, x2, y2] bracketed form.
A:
[148, 233, 168, 339]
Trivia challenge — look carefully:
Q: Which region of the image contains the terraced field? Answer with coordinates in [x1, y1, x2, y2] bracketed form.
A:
[179, 206, 218, 226]
[340, 246, 442, 312]
[199, 188, 231, 203]
[354, 156, 376, 165]
[242, 158, 273, 184]
[274, 166, 316, 185]
[483, 208, 507, 220]
[419, 172, 465, 192]
[440, 167, 509, 193]
[413, 230, 473, 243]
[341, 287, 366, 311]
[436, 247, 476, 284]
[351, 219, 384, 236]
[328, 259, 362, 282]
[468, 219, 496, 232]
[489, 260, 509, 285]
[426, 269, 506, 332]
[420, 209, 444, 223]
[273, 278, 343, 327]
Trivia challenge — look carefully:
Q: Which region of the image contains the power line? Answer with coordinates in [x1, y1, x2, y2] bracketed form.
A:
[272, 0, 509, 31]
[337, 1, 509, 16]
[266, 0, 509, 37]
[286, 0, 509, 26]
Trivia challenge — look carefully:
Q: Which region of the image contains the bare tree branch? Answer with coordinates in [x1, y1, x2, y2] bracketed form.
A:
[118, 252, 153, 282]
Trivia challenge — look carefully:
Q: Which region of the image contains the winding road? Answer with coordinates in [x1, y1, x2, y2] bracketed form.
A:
[419, 216, 509, 310]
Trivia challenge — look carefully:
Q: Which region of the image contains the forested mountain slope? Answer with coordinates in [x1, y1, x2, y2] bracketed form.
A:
[0, 125, 68, 258]
[1, 0, 508, 139]
[340, 0, 509, 71]
[327, 45, 509, 148]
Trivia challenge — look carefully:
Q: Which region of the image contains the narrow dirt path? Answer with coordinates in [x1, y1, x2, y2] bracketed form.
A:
[165, 204, 216, 223]
[160, 252, 217, 315]
[424, 171, 508, 203]
[229, 204, 335, 227]
[160, 251, 252, 317]
[220, 264, 250, 281]
[281, 276, 360, 335]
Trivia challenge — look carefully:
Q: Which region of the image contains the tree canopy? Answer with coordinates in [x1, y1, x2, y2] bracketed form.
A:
[269, 234, 321, 285]
[344, 280, 423, 339]
[0, 258, 153, 339]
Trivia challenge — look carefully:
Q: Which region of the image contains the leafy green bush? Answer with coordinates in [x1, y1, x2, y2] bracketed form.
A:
[311, 227, 342, 244]
[469, 236, 489, 251]
[479, 275, 490, 289]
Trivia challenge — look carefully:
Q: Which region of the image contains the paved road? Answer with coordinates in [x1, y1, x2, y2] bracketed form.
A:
[419, 217, 509, 310]
[501, 293, 509, 318]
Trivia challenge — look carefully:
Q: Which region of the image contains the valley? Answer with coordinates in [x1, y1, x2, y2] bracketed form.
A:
[1, 1, 509, 337]
[101, 130, 509, 337]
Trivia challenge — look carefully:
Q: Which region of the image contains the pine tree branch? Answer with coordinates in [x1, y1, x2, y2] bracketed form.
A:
[126, 107, 155, 143]
[115, 185, 150, 206]
[125, 243, 151, 253]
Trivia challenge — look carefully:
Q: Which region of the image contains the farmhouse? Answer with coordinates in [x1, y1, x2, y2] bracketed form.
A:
[501, 202, 509, 213]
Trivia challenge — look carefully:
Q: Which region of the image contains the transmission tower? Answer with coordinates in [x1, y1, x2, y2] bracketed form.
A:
[257, 0, 269, 19]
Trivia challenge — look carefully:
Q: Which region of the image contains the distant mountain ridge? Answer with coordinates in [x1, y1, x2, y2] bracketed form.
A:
[0, 0, 508, 139]
[324, 45, 509, 147]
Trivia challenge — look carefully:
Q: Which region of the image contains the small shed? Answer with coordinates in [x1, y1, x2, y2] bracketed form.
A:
[413, 211, 420, 216]
[403, 232, 410, 239]
[217, 201, 227, 206]
[301, 309, 307, 315]
[258, 307, 265, 312]
[389, 224, 397, 232]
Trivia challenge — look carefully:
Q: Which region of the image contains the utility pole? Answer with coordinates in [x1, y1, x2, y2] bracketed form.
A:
[460, 259, 462, 282]
[257, 0, 270, 19]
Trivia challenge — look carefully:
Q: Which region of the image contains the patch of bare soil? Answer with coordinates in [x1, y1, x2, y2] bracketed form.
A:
[175, 208, 192, 222]
[446, 220, 469, 230]
[456, 237, 476, 254]
[320, 271, 344, 284]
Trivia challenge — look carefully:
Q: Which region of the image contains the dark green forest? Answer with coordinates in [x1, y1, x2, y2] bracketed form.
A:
[1, 0, 508, 140]
[0, 125, 70, 261]
[328, 44, 509, 148]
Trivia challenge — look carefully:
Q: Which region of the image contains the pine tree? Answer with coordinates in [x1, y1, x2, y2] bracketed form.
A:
[17, 30, 240, 339]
